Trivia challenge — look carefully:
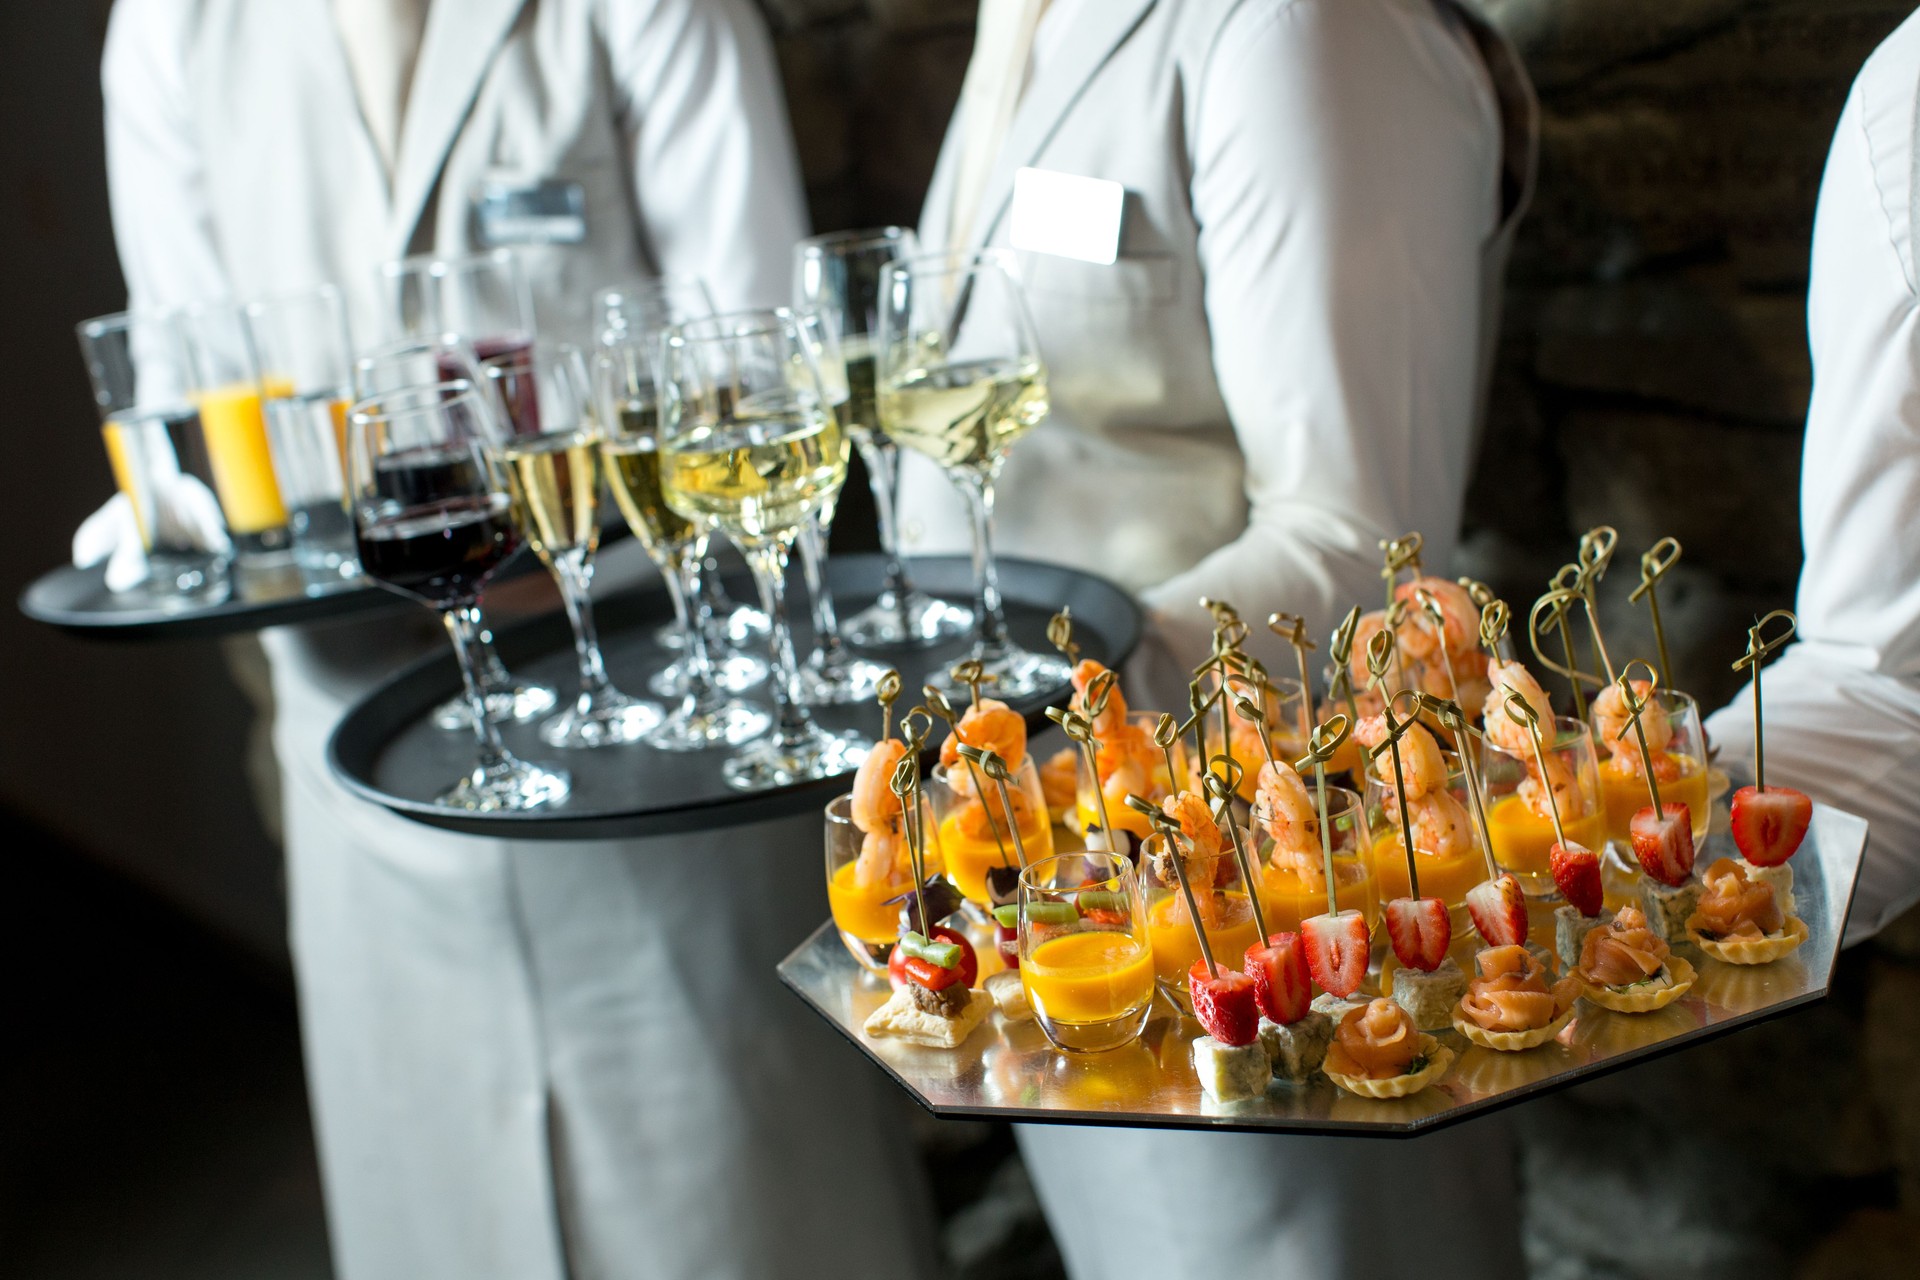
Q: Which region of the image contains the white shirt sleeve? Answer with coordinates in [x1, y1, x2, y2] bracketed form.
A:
[1134, 0, 1502, 679]
[600, 0, 810, 312]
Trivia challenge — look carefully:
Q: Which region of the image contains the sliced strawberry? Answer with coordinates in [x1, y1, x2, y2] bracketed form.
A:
[1302, 910, 1371, 997]
[1550, 841, 1604, 917]
[1244, 933, 1312, 1025]
[1384, 896, 1453, 972]
[1187, 961, 1261, 1047]
[1466, 874, 1529, 947]
[1730, 786, 1813, 867]
[1630, 803, 1697, 887]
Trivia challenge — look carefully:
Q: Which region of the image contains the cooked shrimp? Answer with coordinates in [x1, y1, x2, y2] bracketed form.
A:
[1071, 659, 1130, 739]
[939, 697, 1028, 774]
[1161, 791, 1223, 862]
[1039, 747, 1077, 820]
[850, 738, 907, 833]
[1483, 658, 1555, 761]
[1353, 714, 1447, 801]
[956, 788, 1036, 843]
[1590, 678, 1672, 762]
[853, 825, 910, 889]
[1394, 577, 1478, 664]
[1350, 610, 1392, 691]
[1253, 760, 1319, 855]
[1403, 790, 1476, 862]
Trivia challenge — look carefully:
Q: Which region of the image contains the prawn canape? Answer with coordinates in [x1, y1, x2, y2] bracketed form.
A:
[866, 923, 988, 1048]
[1573, 903, 1696, 1013]
[932, 697, 1054, 905]
[1452, 944, 1580, 1051]
[1189, 960, 1270, 1103]
[1685, 857, 1808, 965]
[1246, 931, 1333, 1081]
[1322, 998, 1454, 1100]
[1593, 683, 1711, 844]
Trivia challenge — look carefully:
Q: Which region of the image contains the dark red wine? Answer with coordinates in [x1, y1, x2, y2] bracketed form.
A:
[373, 444, 488, 507]
[356, 493, 520, 606]
[474, 336, 541, 438]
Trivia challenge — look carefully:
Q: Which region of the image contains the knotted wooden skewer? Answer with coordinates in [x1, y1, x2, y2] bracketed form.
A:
[890, 715, 933, 932]
[1295, 716, 1354, 919]
[1329, 604, 1365, 729]
[1418, 693, 1500, 881]
[923, 684, 1010, 866]
[1731, 609, 1797, 793]
[1611, 660, 1668, 816]
[1380, 532, 1424, 612]
[950, 659, 989, 710]
[960, 744, 1027, 869]
[1368, 687, 1427, 899]
[1230, 691, 1282, 776]
[1127, 793, 1216, 977]
[1046, 705, 1112, 842]
[1269, 611, 1317, 747]
[1203, 762, 1269, 943]
[1413, 587, 1464, 710]
[1502, 690, 1571, 855]
[1575, 526, 1621, 686]
[1629, 537, 1682, 690]
[1046, 608, 1079, 665]
[875, 668, 902, 741]
[1531, 571, 1596, 723]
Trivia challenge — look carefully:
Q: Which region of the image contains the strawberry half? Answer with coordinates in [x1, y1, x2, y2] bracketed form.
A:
[1385, 896, 1453, 972]
[1465, 874, 1529, 947]
[1550, 841, 1604, 917]
[1630, 803, 1697, 887]
[1302, 910, 1371, 998]
[1187, 961, 1261, 1046]
[1244, 933, 1312, 1025]
[1730, 785, 1813, 867]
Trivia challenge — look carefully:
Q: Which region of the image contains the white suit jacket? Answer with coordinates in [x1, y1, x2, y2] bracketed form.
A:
[1706, 9, 1920, 945]
[899, 0, 1535, 706]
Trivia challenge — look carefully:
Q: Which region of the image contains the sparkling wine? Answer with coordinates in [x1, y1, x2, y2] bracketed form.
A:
[601, 420, 695, 550]
[499, 430, 600, 563]
[356, 492, 519, 606]
[837, 336, 881, 447]
[661, 407, 846, 545]
[878, 357, 1047, 473]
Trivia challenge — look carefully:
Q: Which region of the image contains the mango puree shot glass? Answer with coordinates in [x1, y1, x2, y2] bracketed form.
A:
[1365, 748, 1489, 913]
[1597, 689, 1710, 844]
[1480, 714, 1607, 896]
[1254, 784, 1377, 933]
[929, 753, 1053, 907]
[1140, 830, 1262, 991]
[824, 793, 944, 972]
[1019, 852, 1155, 1054]
[1073, 712, 1186, 844]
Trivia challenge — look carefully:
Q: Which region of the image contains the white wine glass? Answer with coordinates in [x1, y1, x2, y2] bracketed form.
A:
[347, 380, 569, 811]
[658, 310, 869, 789]
[794, 227, 970, 647]
[353, 335, 558, 730]
[593, 336, 770, 750]
[877, 250, 1067, 697]
[485, 343, 662, 748]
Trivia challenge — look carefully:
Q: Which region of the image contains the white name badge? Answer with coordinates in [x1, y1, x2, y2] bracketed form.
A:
[471, 177, 587, 247]
[1008, 167, 1125, 265]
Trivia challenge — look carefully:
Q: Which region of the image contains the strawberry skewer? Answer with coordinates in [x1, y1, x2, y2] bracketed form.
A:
[1421, 692, 1530, 947]
[1729, 610, 1811, 867]
[1612, 662, 1695, 887]
[1298, 715, 1371, 997]
[1366, 631, 1452, 973]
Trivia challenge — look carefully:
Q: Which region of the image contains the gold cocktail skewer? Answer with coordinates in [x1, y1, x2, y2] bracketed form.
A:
[1629, 537, 1682, 690]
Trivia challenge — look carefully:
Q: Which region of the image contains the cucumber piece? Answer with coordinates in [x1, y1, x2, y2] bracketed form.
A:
[1022, 902, 1078, 926]
[899, 930, 961, 969]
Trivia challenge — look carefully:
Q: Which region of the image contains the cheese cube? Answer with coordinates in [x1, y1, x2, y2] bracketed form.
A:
[1555, 905, 1612, 973]
[1389, 957, 1466, 1031]
[1639, 878, 1701, 942]
[984, 969, 1032, 1020]
[1192, 1035, 1271, 1103]
[1259, 1012, 1332, 1081]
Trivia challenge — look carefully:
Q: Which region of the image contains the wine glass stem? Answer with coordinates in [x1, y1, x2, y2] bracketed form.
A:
[443, 605, 517, 772]
[474, 620, 514, 696]
[860, 436, 915, 605]
[743, 539, 813, 745]
[553, 552, 613, 698]
[799, 519, 844, 662]
[668, 537, 719, 696]
[961, 474, 1011, 659]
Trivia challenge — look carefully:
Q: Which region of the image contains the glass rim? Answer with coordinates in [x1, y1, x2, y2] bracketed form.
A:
[347, 378, 483, 425]
[76, 307, 182, 339]
[241, 282, 346, 317]
[824, 792, 855, 824]
[1017, 850, 1133, 893]
[797, 226, 915, 255]
[479, 338, 585, 370]
[883, 247, 1019, 282]
[377, 247, 518, 280]
[663, 306, 799, 348]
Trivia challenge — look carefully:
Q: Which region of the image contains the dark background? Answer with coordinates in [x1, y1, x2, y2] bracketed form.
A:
[3, 2, 1918, 1275]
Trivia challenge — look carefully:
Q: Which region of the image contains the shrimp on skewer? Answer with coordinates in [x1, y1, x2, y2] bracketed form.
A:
[1354, 714, 1448, 801]
[1150, 790, 1227, 924]
[850, 738, 909, 833]
[1482, 658, 1554, 761]
[1071, 659, 1130, 739]
[853, 825, 911, 889]
[939, 697, 1028, 796]
[1591, 677, 1672, 764]
[1394, 577, 1479, 664]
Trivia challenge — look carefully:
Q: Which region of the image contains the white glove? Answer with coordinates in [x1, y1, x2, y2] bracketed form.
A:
[72, 477, 233, 593]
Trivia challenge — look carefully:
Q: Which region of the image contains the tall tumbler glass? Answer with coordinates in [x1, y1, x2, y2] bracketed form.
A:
[180, 305, 293, 561]
[594, 338, 769, 750]
[795, 226, 969, 647]
[347, 380, 569, 811]
[487, 343, 663, 748]
[658, 310, 869, 789]
[352, 334, 559, 729]
[241, 285, 358, 575]
[877, 250, 1068, 697]
[76, 310, 233, 594]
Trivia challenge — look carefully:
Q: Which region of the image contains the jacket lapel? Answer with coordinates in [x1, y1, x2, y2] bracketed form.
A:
[388, 0, 530, 252]
[961, 0, 1157, 253]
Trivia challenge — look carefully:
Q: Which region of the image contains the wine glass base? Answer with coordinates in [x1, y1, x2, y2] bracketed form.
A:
[432, 682, 559, 731]
[722, 726, 870, 791]
[717, 604, 771, 648]
[539, 692, 665, 749]
[795, 652, 891, 706]
[651, 620, 685, 652]
[438, 756, 571, 812]
[843, 590, 973, 649]
[647, 649, 768, 698]
[647, 697, 772, 751]
[927, 647, 1075, 700]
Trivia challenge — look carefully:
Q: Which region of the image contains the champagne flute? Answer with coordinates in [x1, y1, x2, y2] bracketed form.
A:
[353, 335, 559, 729]
[486, 343, 663, 748]
[594, 280, 768, 694]
[877, 250, 1067, 696]
[346, 381, 569, 811]
[658, 310, 869, 788]
[594, 338, 770, 750]
[794, 227, 969, 647]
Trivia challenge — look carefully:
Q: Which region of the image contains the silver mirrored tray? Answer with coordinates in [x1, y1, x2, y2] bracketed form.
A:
[778, 804, 1867, 1136]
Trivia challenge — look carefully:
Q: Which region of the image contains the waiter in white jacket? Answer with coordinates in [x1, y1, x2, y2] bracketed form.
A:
[1704, 7, 1920, 947]
[102, 4, 936, 1278]
[902, 1, 1536, 1275]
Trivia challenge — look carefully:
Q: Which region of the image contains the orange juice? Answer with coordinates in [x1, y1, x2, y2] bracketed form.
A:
[1022, 931, 1155, 1025]
[827, 861, 912, 946]
[101, 420, 154, 548]
[941, 809, 1053, 904]
[195, 379, 290, 534]
[1258, 857, 1377, 933]
[1370, 831, 1485, 908]
[1147, 891, 1261, 987]
[1486, 794, 1607, 883]
[1599, 753, 1708, 841]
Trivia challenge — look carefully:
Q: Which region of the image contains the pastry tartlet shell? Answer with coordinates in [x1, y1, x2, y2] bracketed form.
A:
[1451, 1004, 1575, 1052]
[1689, 915, 1808, 966]
[1324, 1035, 1453, 1099]
[1579, 955, 1696, 1013]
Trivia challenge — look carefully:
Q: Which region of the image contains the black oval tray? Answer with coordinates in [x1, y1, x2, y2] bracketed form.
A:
[326, 554, 1141, 839]
[19, 561, 401, 641]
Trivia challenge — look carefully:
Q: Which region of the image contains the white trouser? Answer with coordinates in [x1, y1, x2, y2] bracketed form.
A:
[1016, 1117, 1524, 1279]
[265, 605, 938, 1280]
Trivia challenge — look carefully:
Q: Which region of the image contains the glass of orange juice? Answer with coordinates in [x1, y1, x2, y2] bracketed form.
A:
[181, 305, 292, 561]
[824, 792, 944, 972]
[1019, 852, 1154, 1053]
[1255, 784, 1378, 932]
[930, 754, 1054, 906]
[1140, 831, 1263, 991]
[1479, 715, 1607, 896]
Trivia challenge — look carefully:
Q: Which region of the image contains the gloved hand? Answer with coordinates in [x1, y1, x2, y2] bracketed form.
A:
[72, 475, 232, 592]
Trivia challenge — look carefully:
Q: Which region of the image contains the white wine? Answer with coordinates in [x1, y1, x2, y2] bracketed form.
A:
[837, 334, 880, 447]
[501, 429, 600, 563]
[878, 357, 1047, 473]
[601, 430, 695, 551]
[661, 407, 846, 545]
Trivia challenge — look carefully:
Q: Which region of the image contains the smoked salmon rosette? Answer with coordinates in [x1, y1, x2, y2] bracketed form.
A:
[1685, 857, 1808, 965]
[1575, 904, 1695, 1013]
[1322, 998, 1453, 1099]
[1451, 945, 1581, 1051]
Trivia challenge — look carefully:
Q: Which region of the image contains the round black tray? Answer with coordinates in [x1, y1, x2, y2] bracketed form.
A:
[327, 554, 1142, 839]
[19, 560, 401, 641]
